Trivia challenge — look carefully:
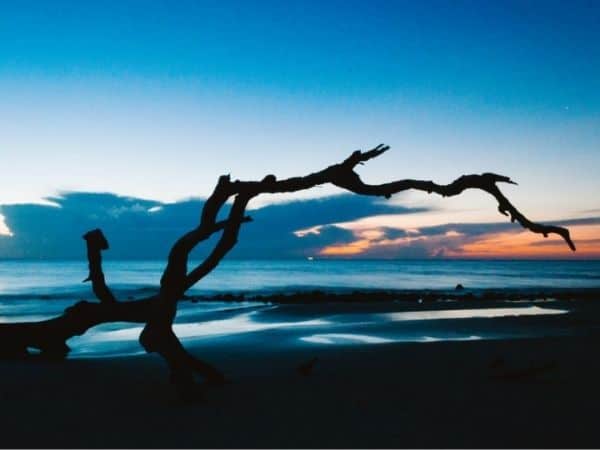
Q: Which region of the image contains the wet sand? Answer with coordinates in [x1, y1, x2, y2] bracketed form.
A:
[1, 318, 600, 448]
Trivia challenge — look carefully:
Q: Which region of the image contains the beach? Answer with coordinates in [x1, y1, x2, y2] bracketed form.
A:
[3, 0, 599, 446]
[1, 296, 600, 448]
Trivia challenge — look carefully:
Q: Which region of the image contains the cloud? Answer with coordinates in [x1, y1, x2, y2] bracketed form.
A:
[0, 213, 12, 236]
[2, 191, 596, 259]
[579, 208, 600, 215]
[529, 238, 600, 247]
[0, 192, 425, 259]
[551, 217, 600, 227]
[313, 217, 600, 258]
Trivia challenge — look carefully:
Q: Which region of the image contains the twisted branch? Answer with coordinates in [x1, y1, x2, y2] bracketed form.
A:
[0, 143, 575, 399]
[82, 229, 118, 303]
[178, 144, 574, 292]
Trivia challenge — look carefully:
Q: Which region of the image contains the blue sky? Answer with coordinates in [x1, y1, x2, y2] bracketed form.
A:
[1, 0, 599, 258]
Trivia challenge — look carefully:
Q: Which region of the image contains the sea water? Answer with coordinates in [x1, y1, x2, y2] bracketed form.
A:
[0, 259, 597, 356]
[0, 259, 598, 297]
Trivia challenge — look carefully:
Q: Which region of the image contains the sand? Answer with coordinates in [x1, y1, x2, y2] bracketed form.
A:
[1, 323, 600, 448]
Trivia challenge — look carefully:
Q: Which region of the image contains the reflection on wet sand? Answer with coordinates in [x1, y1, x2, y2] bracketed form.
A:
[67, 304, 570, 356]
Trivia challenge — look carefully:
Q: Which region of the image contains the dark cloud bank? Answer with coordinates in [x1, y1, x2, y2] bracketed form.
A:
[1, 193, 596, 259]
[0, 193, 421, 259]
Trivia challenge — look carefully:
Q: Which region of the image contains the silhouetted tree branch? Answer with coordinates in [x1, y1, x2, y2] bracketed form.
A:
[0, 144, 575, 399]
[83, 229, 117, 304]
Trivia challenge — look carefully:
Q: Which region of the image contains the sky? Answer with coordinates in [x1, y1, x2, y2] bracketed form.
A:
[1, 0, 599, 259]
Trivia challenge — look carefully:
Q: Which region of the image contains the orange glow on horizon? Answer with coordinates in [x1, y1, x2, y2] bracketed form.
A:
[319, 239, 371, 256]
[449, 224, 600, 258]
[316, 224, 600, 258]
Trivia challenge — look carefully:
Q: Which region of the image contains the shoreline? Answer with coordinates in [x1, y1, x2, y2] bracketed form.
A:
[2, 283, 600, 447]
[3, 286, 600, 304]
[2, 332, 600, 447]
[181, 286, 600, 304]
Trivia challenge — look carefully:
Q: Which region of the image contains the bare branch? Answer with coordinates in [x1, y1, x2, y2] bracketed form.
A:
[166, 144, 575, 298]
[160, 216, 251, 295]
[328, 170, 575, 251]
[206, 146, 574, 255]
[341, 143, 390, 168]
[142, 143, 576, 396]
[0, 297, 155, 358]
[159, 144, 572, 300]
[0, 143, 577, 399]
[184, 193, 253, 289]
[82, 229, 117, 303]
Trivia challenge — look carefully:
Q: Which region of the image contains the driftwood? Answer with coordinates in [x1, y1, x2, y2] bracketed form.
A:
[0, 145, 575, 398]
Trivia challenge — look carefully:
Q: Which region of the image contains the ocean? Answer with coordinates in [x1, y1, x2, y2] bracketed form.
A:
[1, 259, 599, 297]
[0, 259, 598, 357]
